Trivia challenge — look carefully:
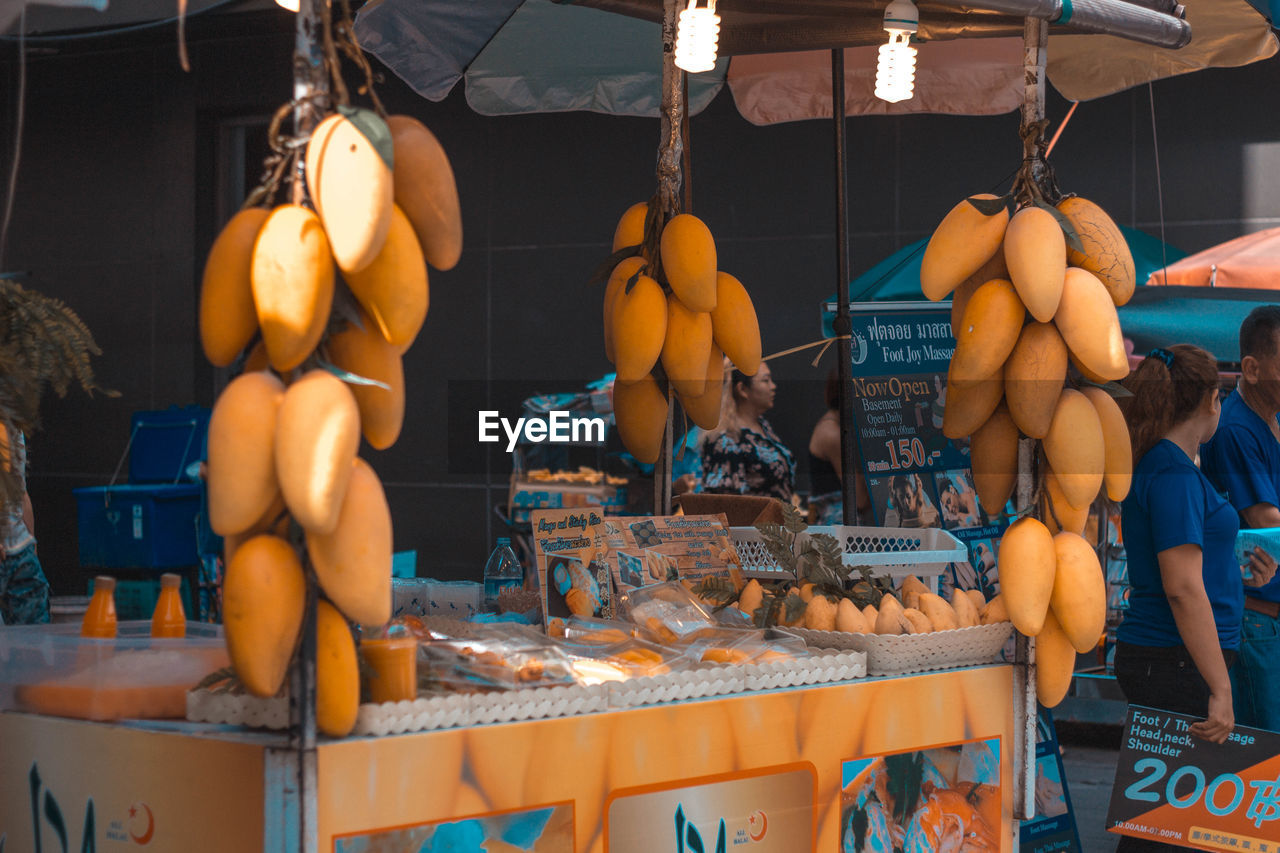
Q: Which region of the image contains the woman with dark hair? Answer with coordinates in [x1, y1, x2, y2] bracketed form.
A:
[1115, 345, 1245, 787]
[807, 369, 869, 524]
[699, 361, 796, 501]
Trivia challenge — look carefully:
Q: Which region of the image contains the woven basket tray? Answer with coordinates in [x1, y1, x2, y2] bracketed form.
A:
[779, 622, 1013, 676]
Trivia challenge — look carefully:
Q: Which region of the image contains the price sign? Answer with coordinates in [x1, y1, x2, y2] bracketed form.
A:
[1106, 705, 1280, 850]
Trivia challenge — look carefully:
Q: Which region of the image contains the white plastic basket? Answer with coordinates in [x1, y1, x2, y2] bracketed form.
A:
[778, 622, 1013, 676]
[730, 525, 966, 590]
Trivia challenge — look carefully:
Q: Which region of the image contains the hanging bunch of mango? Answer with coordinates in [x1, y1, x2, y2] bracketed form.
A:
[600, 196, 763, 464]
[196, 1, 461, 738]
[918, 119, 1134, 708]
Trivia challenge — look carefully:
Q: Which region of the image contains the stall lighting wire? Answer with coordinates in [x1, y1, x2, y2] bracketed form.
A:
[0, 6, 25, 272]
[1149, 81, 1169, 285]
[0, 0, 247, 43]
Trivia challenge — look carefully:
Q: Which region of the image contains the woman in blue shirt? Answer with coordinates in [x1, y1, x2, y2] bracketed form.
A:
[1117, 345, 1241, 767]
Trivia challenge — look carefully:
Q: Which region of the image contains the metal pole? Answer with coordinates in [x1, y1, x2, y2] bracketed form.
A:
[1012, 15, 1048, 826]
[287, 0, 327, 850]
[831, 49, 859, 526]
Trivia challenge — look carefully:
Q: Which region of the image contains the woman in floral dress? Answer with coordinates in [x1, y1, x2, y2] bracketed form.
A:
[699, 361, 796, 502]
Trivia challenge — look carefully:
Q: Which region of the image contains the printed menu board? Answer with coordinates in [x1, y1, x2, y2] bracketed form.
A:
[531, 509, 740, 632]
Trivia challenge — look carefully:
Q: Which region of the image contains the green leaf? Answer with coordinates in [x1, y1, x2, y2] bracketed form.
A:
[336, 105, 394, 172]
[1033, 199, 1084, 254]
[783, 591, 807, 625]
[692, 576, 739, 605]
[966, 194, 1012, 217]
[320, 359, 393, 392]
[1079, 378, 1133, 399]
[781, 502, 808, 534]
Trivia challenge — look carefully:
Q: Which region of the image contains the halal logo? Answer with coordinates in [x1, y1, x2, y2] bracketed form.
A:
[850, 331, 868, 366]
[747, 810, 768, 842]
[128, 803, 155, 845]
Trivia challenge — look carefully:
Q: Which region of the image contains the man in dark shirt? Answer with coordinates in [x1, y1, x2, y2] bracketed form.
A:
[1201, 305, 1280, 731]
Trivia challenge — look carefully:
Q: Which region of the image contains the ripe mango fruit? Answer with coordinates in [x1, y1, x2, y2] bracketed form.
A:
[306, 457, 392, 628]
[275, 370, 361, 534]
[969, 403, 1019, 513]
[603, 257, 646, 364]
[920, 195, 1009, 301]
[660, 214, 717, 312]
[1081, 386, 1133, 501]
[1004, 205, 1066, 322]
[207, 371, 285, 536]
[613, 373, 668, 465]
[387, 115, 462, 271]
[200, 207, 268, 366]
[326, 313, 405, 450]
[612, 202, 648, 252]
[251, 204, 335, 372]
[1057, 196, 1135, 307]
[1036, 610, 1077, 707]
[306, 112, 394, 274]
[661, 297, 713, 399]
[1051, 531, 1107, 653]
[343, 204, 429, 352]
[1005, 322, 1068, 439]
[676, 345, 726, 431]
[223, 534, 305, 698]
[1054, 267, 1128, 382]
[996, 517, 1055, 636]
[315, 599, 359, 737]
[710, 271, 761, 376]
[612, 274, 667, 382]
[951, 279, 1025, 382]
[1043, 388, 1105, 510]
[942, 361, 1004, 440]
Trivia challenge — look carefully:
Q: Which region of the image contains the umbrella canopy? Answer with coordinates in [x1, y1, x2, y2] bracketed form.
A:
[1117, 285, 1276, 364]
[355, 0, 1277, 122]
[1145, 225, 1280, 289]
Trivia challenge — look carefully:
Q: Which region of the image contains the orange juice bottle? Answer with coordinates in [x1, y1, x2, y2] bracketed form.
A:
[81, 576, 118, 638]
[151, 573, 186, 638]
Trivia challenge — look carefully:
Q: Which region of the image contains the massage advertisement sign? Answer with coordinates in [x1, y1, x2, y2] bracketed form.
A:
[1106, 705, 1280, 850]
[824, 301, 1012, 600]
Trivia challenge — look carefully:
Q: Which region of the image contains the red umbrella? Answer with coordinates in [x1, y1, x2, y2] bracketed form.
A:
[1146, 226, 1280, 289]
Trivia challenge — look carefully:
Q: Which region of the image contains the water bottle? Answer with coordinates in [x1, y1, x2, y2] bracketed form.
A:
[483, 537, 523, 610]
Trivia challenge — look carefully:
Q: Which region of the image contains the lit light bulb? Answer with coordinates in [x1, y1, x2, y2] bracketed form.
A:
[674, 0, 720, 74]
[275, 0, 299, 11]
[874, 0, 919, 104]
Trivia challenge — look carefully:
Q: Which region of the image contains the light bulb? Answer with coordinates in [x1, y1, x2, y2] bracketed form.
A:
[874, 0, 919, 104]
[275, 0, 300, 11]
[875, 32, 917, 103]
[674, 0, 720, 74]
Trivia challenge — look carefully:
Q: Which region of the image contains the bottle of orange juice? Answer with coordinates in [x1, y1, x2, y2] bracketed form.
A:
[151, 573, 186, 638]
[81, 576, 118, 638]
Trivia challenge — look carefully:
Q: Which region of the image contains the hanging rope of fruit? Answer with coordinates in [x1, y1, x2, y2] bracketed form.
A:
[196, 0, 462, 738]
[917, 113, 1136, 709]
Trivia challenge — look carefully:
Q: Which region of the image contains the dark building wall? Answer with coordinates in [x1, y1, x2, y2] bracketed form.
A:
[1, 13, 1277, 592]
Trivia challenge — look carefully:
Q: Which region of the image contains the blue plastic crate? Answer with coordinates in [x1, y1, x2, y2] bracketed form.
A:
[127, 406, 210, 484]
[74, 483, 202, 568]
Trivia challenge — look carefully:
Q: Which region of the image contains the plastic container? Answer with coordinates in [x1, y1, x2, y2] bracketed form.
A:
[0, 620, 228, 720]
[360, 636, 418, 703]
[74, 483, 203, 568]
[150, 573, 186, 638]
[482, 538, 523, 610]
[81, 575, 118, 638]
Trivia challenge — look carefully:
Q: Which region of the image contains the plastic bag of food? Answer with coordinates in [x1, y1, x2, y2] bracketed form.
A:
[420, 634, 576, 691]
[624, 582, 721, 644]
[562, 615, 639, 646]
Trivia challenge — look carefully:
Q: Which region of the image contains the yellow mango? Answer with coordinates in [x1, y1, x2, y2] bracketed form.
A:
[942, 361, 1004, 440]
[1081, 386, 1133, 501]
[343, 205, 429, 351]
[1051, 532, 1107, 653]
[966, 588, 988, 615]
[902, 608, 933, 633]
[207, 371, 285, 536]
[1036, 610, 1077, 708]
[1004, 205, 1066, 322]
[222, 493, 288, 567]
[326, 314, 405, 450]
[900, 575, 929, 611]
[920, 194, 1010, 301]
[981, 593, 1009, 625]
[1005, 322, 1068, 439]
[1057, 196, 1135, 306]
[676, 345, 725, 430]
[970, 403, 1019, 514]
[951, 279, 1026, 382]
[603, 257, 646, 364]
[306, 112, 394, 274]
[275, 370, 361, 534]
[222, 535, 305, 698]
[315, 599, 359, 737]
[1043, 388, 1105, 509]
[862, 603, 878, 626]
[306, 458, 392, 628]
[387, 115, 462, 271]
[1054, 267, 1128, 382]
[996, 517, 1055, 636]
[251, 204, 335, 372]
[803, 595, 838, 631]
[1042, 467, 1088, 535]
[660, 214, 717, 312]
[661, 297, 713, 399]
[738, 578, 764, 619]
[918, 593, 959, 631]
[710, 271, 761, 376]
[612, 201, 648, 252]
[200, 207, 269, 366]
[950, 246, 1009, 330]
[612, 274, 668, 382]
[613, 373, 668, 465]
[951, 589, 981, 628]
[874, 593, 907, 634]
[835, 597, 868, 633]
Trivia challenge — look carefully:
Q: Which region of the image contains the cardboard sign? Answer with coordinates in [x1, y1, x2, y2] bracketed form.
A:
[531, 510, 739, 631]
[1106, 704, 1280, 850]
